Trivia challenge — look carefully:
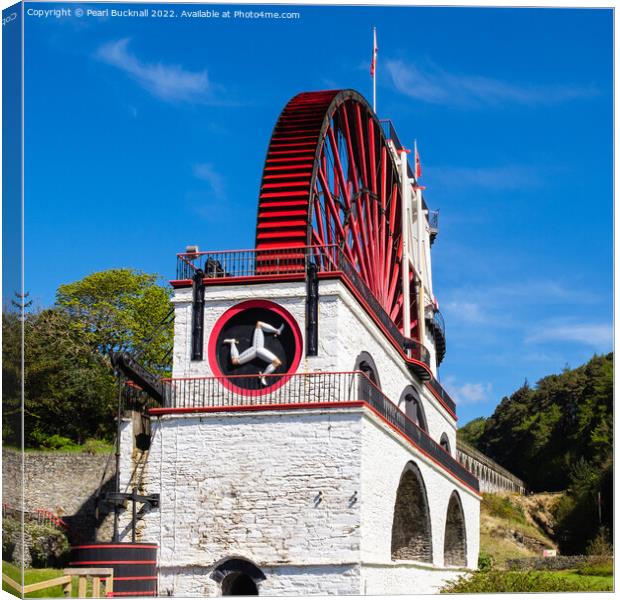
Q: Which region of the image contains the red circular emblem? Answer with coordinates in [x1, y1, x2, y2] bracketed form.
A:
[208, 300, 302, 396]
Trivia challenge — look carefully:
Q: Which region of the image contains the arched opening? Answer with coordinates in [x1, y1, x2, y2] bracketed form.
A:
[443, 491, 467, 567]
[211, 558, 265, 596]
[440, 433, 451, 454]
[355, 351, 382, 406]
[391, 462, 432, 562]
[398, 386, 428, 432]
[222, 573, 258, 596]
[355, 351, 380, 387]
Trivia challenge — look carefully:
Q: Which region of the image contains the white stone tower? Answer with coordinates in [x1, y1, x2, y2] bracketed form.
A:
[119, 89, 480, 596]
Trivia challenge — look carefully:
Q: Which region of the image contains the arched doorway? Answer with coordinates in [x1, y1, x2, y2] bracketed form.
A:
[443, 491, 467, 567]
[211, 558, 265, 596]
[391, 462, 433, 562]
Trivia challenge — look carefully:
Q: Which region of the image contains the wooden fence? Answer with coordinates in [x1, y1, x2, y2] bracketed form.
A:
[2, 568, 113, 597]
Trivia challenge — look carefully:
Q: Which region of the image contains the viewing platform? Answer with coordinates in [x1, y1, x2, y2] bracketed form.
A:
[171, 244, 456, 416]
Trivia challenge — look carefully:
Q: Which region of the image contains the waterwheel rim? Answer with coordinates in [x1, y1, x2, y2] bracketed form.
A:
[256, 89, 408, 334]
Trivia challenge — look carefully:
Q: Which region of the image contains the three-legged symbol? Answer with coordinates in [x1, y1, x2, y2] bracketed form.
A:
[223, 321, 285, 386]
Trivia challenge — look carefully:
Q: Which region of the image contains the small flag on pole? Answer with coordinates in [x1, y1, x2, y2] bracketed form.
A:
[370, 27, 378, 77]
[414, 140, 422, 180]
[371, 27, 378, 113]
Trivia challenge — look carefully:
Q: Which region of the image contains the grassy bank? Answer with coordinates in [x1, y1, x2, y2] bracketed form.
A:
[441, 567, 613, 593]
[2, 561, 94, 598]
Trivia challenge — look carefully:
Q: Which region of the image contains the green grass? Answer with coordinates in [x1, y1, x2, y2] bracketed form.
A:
[482, 493, 527, 526]
[2, 561, 94, 598]
[577, 560, 614, 577]
[441, 569, 613, 593]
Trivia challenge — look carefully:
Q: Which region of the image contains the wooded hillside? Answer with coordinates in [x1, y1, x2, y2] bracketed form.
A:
[459, 353, 613, 554]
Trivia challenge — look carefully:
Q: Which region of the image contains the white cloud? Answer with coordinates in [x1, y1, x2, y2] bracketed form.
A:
[386, 59, 597, 108]
[525, 323, 612, 349]
[193, 163, 225, 200]
[426, 165, 547, 191]
[444, 376, 493, 405]
[96, 38, 216, 103]
[444, 301, 485, 324]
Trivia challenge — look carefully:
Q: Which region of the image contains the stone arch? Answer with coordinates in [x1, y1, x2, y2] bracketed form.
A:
[211, 558, 265, 596]
[355, 351, 381, 388]
[391, 462, 433, 562]
[443, 491, 467, 567]
[398, 386, 428, 432]
[440, 433, 451, 454]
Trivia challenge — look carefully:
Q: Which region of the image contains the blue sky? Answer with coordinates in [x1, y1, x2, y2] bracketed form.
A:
[18, 3, 613, 424]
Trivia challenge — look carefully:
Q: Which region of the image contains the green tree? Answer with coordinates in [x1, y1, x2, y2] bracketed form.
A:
[23, 307, 117, 446]
[3, 269, 173, 448]
[56, 269, 173, 376]
[457, 416, 487, 447]
[2, 310, 22, 445]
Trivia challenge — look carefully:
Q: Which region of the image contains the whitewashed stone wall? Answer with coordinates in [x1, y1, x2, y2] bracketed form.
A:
[135, 408, 363, 595]
[359, 414, 480, 571]
[119, 405, 477, 595]
[172, 280, 456, 452]
[157, 564, 361, 597]
[360, 564, 466, 595]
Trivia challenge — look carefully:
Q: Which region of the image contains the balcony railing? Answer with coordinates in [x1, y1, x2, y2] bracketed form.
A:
[175, 244, 457, 415]
[380, 119, 404, 151]
[176, 245, 431, 366]
[145, 371, 477, 491]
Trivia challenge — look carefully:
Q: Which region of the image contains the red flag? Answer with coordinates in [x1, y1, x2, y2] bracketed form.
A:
[370, 28, 377, 77]
[415, 141, 422, 179]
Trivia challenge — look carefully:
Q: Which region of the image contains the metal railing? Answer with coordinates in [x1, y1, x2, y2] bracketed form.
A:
[427, 377, 455, 414]
[380, 119, 404, 151]
[176, 246, 331, 281]
[175, 244, 459, 413]
[431, 309, 445, 340]
[151, 371, 477, 491]
[176, 245, 432, 368]
[2, 503, 68, 530]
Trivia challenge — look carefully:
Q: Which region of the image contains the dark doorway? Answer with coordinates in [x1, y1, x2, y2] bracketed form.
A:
[222, 572, 259, 596]
[212, 558, 265, 596]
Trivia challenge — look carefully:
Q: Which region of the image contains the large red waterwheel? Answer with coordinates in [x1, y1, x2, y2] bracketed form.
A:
[256, 89, 414, 335]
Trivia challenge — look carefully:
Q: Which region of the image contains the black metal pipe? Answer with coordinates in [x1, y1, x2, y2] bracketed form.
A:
[306, 262, 319, 356]
[191, 269, 206, 360]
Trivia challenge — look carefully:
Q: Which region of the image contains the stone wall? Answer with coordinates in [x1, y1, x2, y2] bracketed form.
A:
[360, 414, 480, 570]
[126, 405, 478, 595]
[2, 448, 115, 544]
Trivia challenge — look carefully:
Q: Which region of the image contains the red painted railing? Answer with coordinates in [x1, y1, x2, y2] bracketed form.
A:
[139, 371, 476, 491]
[2, 503, 68, 529]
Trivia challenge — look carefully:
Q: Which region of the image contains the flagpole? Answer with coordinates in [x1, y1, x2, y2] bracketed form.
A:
[414, 140, 426, 345]
[372, 27, 377, 113]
